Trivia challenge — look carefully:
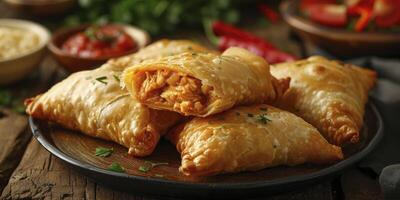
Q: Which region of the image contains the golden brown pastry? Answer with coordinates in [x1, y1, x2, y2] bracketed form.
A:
[122, 47, 290, 117]
[167, 104, 343, 176]
[270, 56, 376, 145]
[106, 39, 213, 71]
[26, 39, 211, 157]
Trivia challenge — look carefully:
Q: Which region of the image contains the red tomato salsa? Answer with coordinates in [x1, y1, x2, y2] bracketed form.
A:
[62, 25, 136, 58]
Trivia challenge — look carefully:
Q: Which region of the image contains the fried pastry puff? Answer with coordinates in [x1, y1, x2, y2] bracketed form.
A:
[166, 104, 343, 176]
[270, 56, 376, 146]
[25, 39, 211, 157]
[122, 47, 290, 117]
[106, 39, 213, 71]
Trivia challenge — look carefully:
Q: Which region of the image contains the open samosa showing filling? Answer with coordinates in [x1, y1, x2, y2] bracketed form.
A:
[25, 39, 212, 157]
[135, 69, 215, 115]
[123, 47, 290, 117]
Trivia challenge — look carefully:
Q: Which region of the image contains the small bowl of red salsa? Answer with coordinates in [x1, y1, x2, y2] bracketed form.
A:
[49, 24, 150, 72]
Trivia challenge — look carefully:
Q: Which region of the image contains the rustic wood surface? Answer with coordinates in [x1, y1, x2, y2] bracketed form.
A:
[0, 1, 383, 199]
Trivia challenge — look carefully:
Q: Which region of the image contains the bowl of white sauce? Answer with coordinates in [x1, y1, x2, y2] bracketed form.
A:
[0, 19, 50, 85]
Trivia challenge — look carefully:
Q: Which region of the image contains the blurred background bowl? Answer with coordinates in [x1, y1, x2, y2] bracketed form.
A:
[280, 0, 400, 58]
[4, 0, 76, 16]
[48, 24, 150, 72]
[0, 19, 50, 85]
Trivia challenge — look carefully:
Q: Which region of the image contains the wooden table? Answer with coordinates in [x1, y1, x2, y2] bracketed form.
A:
[0, 2, 383, 199]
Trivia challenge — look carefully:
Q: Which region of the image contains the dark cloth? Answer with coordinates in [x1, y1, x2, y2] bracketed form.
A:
[308, 49, 400, 198]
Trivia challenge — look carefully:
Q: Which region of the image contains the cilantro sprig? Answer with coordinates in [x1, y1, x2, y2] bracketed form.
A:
[95, 147, 113, 157]
[138, 161, 168, 173]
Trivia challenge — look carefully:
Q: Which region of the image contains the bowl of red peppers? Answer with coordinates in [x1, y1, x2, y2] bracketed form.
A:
[48, 24, 150, 72]
[281, 0, 400, 57]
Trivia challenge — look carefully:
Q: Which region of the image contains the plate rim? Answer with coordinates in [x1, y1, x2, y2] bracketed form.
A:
[29, 101, 384, 191]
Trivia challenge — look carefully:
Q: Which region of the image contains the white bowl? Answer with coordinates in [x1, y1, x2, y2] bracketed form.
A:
[0, 19, 50, 85]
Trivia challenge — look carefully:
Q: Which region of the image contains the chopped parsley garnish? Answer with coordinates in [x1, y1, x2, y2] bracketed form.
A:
[191, 53, 197, 56]
[95, 76, 108, 85]
[113, 74, 120, 82]
[108, 162, 125, 173]
[138, 161, 168, 173]
[235, 112, 241, 116]
[247, 113, 254, 117]
[273, 144, 277, 149]
[259, 107, 268, 111]
[256, 114, 272, 124]
[95, 147, 113, 157]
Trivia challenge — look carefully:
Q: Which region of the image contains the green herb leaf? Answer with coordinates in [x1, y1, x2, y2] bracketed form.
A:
[113, 74, 120, 82]
[154, 174, 164, 178]
[138, 161, 168, 173]
[256, 114, 271, 124]
[95, 76, 108, 85]
[247, 113, 254, 117]
[108, 162, 125, 173]
[259, 107, 268, 111]
[95, 147, 113, 157]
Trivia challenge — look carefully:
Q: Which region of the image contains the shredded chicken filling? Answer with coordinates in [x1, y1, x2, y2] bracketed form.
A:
[135, 69, 213, 114]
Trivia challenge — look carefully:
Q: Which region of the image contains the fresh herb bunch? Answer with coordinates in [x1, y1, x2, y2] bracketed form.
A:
[65, 0, 245, 35]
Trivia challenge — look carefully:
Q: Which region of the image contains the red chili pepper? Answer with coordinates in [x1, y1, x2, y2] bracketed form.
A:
[212, 20, 275, 49]
[219, 36, 296, 64]
[204, 20, 297, 64]
[258, 4, 280, 23]
[347, 6, 373, 32]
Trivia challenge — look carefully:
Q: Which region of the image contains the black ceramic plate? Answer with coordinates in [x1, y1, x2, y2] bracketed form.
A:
[30, 102, 383, 198]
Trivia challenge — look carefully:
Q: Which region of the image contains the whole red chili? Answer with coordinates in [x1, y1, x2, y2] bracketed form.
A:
[212, 20, 275, 49]
[204, 20, 297, 64]
[258, 4, 280, 23]
[219, 36, 296, 64]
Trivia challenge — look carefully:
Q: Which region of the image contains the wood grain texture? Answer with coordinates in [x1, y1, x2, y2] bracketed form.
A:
[0, 109, 31, 192]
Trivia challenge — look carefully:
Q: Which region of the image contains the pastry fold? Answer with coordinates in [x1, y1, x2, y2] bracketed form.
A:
[271, 56, 376, 145]
[122, 47, 290, 117]
[26, 39, 211, 157]
[106, 39, 213, 71]
[167, 104, 343, 176]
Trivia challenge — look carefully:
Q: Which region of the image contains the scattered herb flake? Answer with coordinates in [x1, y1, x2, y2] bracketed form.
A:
[108, 162, 125, 173]
[95, 147, 113, 157]
[138, 161, 169, 173]
[217, 116, 225, 120]
[95, 76, 108, 85]
[235, 112, 241, 116]
[273, 144, 277, 149]
[154, 174, 164, 178]
[259, 107, 268, 111]
[113, 74, 120, 82]
[247, 113, 254, 117]
[256, 114, 271, 124]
